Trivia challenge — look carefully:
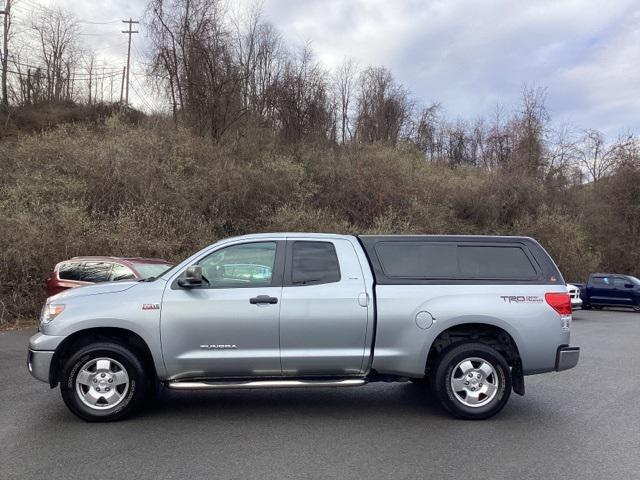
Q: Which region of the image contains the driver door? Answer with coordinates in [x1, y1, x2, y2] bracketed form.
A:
[160, 240, 285, 380]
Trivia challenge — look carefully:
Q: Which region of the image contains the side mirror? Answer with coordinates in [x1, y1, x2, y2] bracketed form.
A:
[624, 283, 634, 289]
[178, 265, 203, 288]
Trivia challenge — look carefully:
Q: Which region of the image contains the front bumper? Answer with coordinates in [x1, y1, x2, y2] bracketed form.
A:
[570, 297, 583, 308]
[555, 346, 580, 371]
[27, 332, 66, 384]
[27, 349, 54, 383]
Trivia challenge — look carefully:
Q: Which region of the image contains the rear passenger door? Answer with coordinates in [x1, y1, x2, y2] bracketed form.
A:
[279, 239, 369, 376]
[590, 276, 615, 305]
[612, 276, 634, 306]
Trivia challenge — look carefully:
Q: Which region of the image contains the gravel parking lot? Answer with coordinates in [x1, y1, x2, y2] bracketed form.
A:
[1, 309, 639, 480]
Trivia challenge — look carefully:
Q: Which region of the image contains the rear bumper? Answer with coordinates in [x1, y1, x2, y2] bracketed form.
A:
[555, 346, 580, 371]
[27, 349, 54, 383]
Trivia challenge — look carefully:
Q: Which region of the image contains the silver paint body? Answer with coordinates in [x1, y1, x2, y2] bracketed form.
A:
[28, 233, 571, 384]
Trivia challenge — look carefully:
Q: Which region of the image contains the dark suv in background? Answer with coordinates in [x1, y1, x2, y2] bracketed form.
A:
[45, 256, 173, 297]
[575, 273, 640, 312]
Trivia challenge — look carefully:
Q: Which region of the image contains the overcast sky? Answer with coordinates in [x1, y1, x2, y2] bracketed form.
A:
[14, 0, 640, 136]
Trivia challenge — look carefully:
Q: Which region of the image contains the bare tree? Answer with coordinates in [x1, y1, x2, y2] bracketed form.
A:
[333, 57, 357, 143]
[1, 0, 20, 107]
[84, 53, 94, 105]
[414, 102, 443, 161]
[273, 43, 334, 142]
[572, 129, 632, 183]
[354, 66, 412, 145]
[545, 123, 581, 182]
[147, 0, 249, 138]
[31, 7, 79, 103]
[510, 86, 550, 175]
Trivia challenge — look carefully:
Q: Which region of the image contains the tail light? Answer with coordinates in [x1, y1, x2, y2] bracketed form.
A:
[545, 292, 571, 316]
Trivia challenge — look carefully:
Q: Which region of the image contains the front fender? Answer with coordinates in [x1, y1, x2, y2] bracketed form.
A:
[42, 282, 167, 380]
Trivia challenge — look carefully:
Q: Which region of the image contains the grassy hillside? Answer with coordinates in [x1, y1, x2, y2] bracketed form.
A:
[1, 111, 614, 326]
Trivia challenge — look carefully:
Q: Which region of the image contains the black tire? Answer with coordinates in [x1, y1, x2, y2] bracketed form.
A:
[431, 342, 511, 420]
[60, 342, 150, 422]
[583, 304, 591, 310]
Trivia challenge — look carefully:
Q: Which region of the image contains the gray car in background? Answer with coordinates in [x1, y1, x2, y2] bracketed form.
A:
[28, 233, 579, 421]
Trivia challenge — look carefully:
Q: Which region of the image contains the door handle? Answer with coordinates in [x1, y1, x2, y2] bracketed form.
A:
[249, 295, 278, 305]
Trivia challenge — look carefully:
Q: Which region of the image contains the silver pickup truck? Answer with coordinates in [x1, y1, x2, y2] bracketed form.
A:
[28, 233, 579, 421]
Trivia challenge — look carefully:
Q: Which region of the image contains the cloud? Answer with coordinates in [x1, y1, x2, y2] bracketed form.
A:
[263, 0, 640, 135]
[21, 0, 640, 133]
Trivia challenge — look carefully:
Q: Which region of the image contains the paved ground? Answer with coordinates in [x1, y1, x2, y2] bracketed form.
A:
[1, 310, 639, 480]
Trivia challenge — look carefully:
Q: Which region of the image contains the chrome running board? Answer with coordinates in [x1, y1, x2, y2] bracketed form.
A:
[166, 378, 366, 390]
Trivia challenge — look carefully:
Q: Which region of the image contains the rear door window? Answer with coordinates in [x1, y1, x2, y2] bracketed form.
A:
[82, 262, 113, 283]
[58, 262, 83, 281]
[291, 241, 341, 285]
[592, 276, 611, 287]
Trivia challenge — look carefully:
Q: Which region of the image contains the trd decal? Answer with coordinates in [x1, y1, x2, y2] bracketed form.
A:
[500, 296, 543, 304]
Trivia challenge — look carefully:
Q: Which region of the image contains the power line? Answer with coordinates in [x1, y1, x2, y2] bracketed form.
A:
[9, 57, 126, 75]
[78, 19, 121, 25]
[91, 42, 129, 54]
[129, 76, 154, 112]
[13, 1, 123, 26]
[5, 67, 122, 81]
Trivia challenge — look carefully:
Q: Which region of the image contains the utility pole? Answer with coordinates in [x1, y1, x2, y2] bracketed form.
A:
[119, 65, 125, 104]
[121, 18, 138, 106]
[1, 0, 11, 108]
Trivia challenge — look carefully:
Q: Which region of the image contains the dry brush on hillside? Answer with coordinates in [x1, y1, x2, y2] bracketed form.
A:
[2, 109, 638, 325]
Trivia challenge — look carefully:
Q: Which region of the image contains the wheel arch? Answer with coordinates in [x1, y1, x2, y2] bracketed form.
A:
[424, 320, 525, 395]
[49, 327, 157, 388]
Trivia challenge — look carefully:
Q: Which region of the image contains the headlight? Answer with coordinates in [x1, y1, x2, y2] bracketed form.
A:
[40, 303, 65, 325]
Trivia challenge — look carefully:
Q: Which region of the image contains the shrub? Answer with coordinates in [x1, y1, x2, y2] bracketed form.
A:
[2, 115, 636, 326]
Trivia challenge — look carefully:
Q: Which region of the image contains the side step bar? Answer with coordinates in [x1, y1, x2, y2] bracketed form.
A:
[166, 378, 366, 391]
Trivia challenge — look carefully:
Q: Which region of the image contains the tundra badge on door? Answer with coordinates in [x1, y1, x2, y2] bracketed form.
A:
[199, 344, 238, 349]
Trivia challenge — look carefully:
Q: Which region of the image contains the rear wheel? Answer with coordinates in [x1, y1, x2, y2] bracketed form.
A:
[633, 304, 640, 312]
[60, 342, 149, 422]
[431, 342, 511, 420]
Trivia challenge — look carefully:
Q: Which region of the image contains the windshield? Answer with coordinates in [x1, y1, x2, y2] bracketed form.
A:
[132, 263, 174, 279]
[628, 276, 640, 285]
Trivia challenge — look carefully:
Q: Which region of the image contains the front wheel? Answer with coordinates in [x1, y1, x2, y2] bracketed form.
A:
[60, 342, 150, 422]
[431, 342, 511, 420]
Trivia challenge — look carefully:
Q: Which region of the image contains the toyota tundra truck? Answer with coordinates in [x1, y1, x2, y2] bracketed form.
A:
[28, 234, 580, 421]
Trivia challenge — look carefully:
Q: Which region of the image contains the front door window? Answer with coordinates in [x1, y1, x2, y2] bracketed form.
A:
[199, 242, 276, 288]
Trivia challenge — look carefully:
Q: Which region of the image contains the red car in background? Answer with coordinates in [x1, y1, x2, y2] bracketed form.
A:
[45, 256, 174, 297]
